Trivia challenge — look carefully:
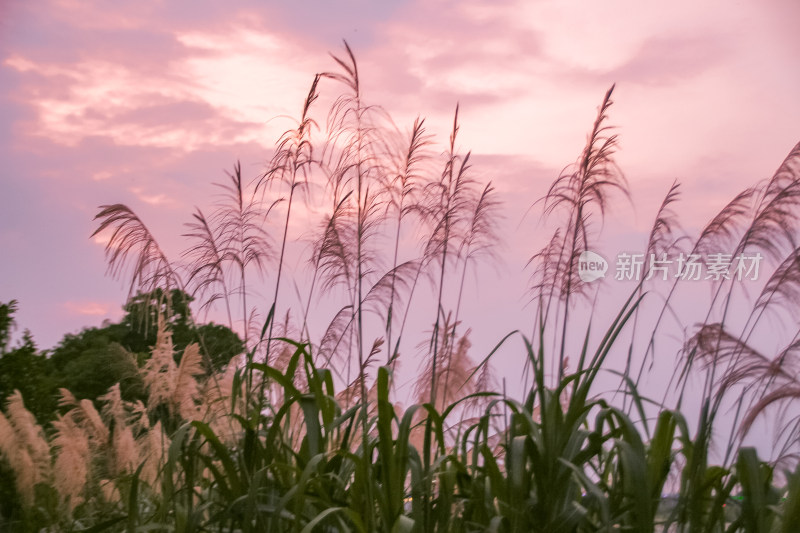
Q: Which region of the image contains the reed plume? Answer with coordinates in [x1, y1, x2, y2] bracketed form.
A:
[92, 204, 181, 301]
[0, 391, 50, 506]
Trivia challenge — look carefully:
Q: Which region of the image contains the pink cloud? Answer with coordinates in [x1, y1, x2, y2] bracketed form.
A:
[606, 35, 727, 86]
[62, 300, 112, 317]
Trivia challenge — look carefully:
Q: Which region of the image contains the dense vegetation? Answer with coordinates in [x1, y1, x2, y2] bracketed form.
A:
[0, 291, 243, 524]
[0, 290, 242, 424]
[2, 44, 800, 531]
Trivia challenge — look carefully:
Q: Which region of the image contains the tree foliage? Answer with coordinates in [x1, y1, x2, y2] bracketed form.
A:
[0, 289, 243, 426]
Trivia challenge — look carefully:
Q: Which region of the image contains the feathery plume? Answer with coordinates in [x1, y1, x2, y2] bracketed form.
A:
[51, 414, 90, 510]
[0, 391, 51, 506]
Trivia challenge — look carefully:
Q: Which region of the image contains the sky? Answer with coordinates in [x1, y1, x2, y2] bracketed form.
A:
[1, 0, 800, 430]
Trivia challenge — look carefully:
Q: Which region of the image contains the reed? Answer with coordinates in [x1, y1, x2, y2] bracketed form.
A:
[2, 43, 800, 532]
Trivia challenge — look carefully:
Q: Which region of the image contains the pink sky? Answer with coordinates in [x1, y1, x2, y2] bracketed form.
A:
[1, 0, 799, 387]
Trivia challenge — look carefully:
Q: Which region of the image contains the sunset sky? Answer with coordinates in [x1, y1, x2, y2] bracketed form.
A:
[1, 0, 799, 376]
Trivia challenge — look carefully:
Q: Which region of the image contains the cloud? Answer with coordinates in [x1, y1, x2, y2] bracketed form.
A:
[63, 300, 111, 317]
[173, 27, 321, 133]
[607, 35, 727, 86]
[2, 2, 324, 152]
[129, 187, 172, 207]
[5, 55, 270, 150]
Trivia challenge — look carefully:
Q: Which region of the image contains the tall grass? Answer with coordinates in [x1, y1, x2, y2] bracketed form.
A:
[2, 43, 800, 532]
